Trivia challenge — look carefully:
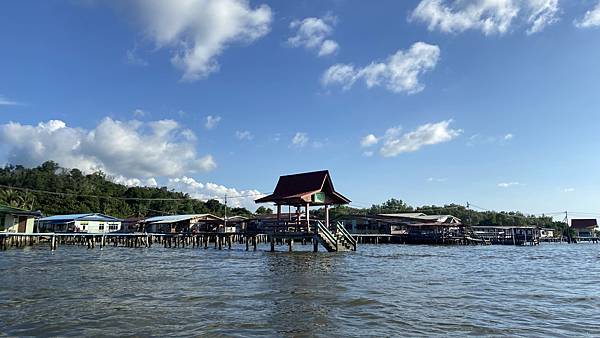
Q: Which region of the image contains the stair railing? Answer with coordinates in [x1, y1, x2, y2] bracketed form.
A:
[336, 221, 357, 251]
[316, 220, 337, 250]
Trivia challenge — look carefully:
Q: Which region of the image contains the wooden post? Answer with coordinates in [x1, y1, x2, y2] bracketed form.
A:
[306, 203, 311, 233]
[270, 235, 275, 252]
[253, 235, 257, 251]
[325, 204, 329, 229]
[288, 238, 293, 252]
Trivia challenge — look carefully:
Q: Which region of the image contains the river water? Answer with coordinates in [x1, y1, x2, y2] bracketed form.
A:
[1, 243, 599, 337]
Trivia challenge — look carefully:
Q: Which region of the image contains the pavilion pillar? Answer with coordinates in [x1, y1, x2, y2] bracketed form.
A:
[325, 204, 330, 229]
[306, 203, 311, 233]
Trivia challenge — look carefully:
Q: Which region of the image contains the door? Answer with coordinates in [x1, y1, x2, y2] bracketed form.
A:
[18, 216, 27, 232]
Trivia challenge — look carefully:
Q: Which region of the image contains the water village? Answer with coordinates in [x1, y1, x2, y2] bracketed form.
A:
[1, 170, 598, 252]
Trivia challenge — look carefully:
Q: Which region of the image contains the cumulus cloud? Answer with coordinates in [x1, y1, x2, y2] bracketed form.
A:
[411, 0, 559, 35]
[125, 0, 272, 81]
[168, 176, 264, 209]
[0, 118, 216, 179]
[575, 1, 600, 28]
[205, 115, 221, 130]
[291, 132, 309, 147]
[113, 176, 158, 187]
[360, 134, 379, 147]
[322, 42, 440, 94]
[235, 130, 254, 141]
[504, 133, 514, 140]
[498, 182, 521, 188]
[288, 15, 339, 56]
[375, 120, 462, 157]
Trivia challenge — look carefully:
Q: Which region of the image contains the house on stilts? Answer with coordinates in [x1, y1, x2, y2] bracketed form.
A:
[255, 170, 356, 252]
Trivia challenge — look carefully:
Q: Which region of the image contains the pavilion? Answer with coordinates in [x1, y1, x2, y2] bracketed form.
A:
[255, 170, 356, 252]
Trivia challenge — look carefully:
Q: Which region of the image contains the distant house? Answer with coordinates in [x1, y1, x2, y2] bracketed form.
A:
[0, 204, 42, 233]
[571, 219, 598, 238]
[225, 215, 248, 233]
[540, 228, 555, 239]
[142, 214, 223, 233]
[335, 212, 465, 244]
[471, 225, 540, 245]
[39, 213, 122, 233]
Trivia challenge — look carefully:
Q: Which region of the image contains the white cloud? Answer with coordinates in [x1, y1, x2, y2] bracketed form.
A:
[288, 15, 339, 57]
[322, 42, 440, 94]
[235, 130, 254, 141]
[427, 177, 447, 182]
[205, 115, 221, 130]
[113, 175, 158, 187]
[133, 108, 147, 118]
[168, 176, 264, 209]
[378, 120, 462, 157]
[498, 182, 521, 188]
[411, 0, 559, 35]
[125, 47, 149, 66]
[504, 133, 514, 140]
[181, 129, 197, 141]
[526, 0, 560, 34]
[360, 134, 379, 147]
[319, 40, 339, 56]
[126, 0, 272, 81]
[291, 132, 309, 147]
[0, 117, 216, 179]
[0, 95, 19, 106]
[563, 187, 575, 193]
[575, 1, 600, 28]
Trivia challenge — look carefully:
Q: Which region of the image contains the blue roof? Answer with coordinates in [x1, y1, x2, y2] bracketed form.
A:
[39, 213, 122, 222]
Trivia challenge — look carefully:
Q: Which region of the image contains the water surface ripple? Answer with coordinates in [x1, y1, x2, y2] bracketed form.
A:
[1, 243, 599, 337]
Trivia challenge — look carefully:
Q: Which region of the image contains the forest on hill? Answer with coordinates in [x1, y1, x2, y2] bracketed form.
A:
[0, 161, 567, 233]
[0, 161, 252, 218]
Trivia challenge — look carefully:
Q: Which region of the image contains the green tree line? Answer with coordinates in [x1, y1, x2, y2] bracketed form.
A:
[0, 161, 252, 218]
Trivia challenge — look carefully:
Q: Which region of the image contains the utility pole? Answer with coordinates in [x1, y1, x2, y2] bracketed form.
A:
[224, 195, 228, 233]
[564, 210, 570, 243]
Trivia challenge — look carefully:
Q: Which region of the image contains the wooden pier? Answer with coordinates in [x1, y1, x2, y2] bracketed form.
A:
[0, 232, 271, 251]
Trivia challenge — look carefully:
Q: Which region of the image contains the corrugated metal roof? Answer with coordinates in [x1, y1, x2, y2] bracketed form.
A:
[39, 213, 122, 222]
[144, 214, 222, 224]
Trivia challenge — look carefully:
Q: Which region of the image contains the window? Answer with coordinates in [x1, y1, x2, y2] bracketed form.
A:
[99, 225, 104, 230]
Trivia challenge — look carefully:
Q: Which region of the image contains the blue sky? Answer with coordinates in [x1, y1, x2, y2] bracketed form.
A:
[1, 0, 599, 217]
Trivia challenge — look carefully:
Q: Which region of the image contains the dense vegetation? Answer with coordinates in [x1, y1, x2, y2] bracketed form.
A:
[0, 162, 568, 234]
[0, 161, 252, 218]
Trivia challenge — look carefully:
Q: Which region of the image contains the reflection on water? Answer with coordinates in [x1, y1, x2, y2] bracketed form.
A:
[1, 243, 600, 337]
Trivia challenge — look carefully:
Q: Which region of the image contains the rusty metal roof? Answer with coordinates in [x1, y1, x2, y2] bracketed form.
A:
[571, 219, 598, 228]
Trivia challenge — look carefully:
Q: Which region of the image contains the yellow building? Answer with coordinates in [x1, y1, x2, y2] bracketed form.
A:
[0, 204, 41, 233]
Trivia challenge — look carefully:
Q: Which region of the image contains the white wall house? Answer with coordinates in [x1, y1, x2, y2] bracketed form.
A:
[39, 213, 122, 233]
[0, 204, 41, 233]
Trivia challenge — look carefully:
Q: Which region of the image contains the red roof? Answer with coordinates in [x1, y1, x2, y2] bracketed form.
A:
[571, 219, 598, 228]
[255, 170, 350, 206]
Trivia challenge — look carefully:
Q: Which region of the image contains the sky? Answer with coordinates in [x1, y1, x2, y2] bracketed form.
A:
[0, 0, 599, 218]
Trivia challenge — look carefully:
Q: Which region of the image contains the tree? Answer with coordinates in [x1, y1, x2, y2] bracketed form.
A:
[255, 206, 273, 215]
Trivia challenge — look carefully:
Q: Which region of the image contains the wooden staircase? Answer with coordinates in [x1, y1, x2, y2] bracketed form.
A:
[315, 221, 357, 252]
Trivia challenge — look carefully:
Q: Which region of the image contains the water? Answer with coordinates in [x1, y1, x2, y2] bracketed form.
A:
[1, 243, 599, 337]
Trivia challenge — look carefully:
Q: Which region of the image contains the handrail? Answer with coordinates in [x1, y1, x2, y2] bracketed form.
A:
[316, 221, 337, 248]
[336, 221, 357, 250]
